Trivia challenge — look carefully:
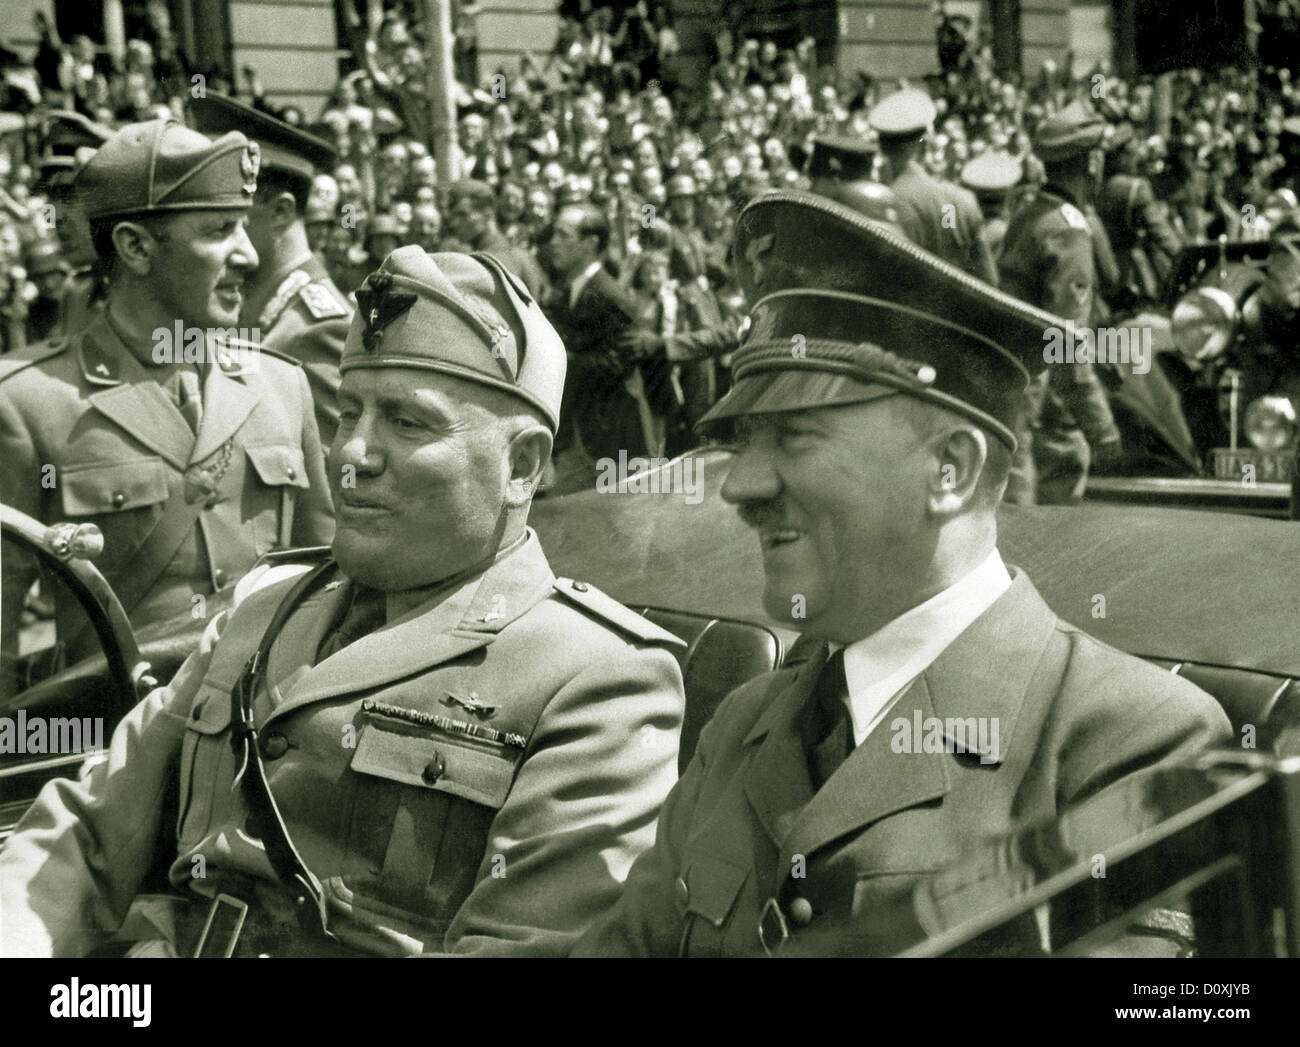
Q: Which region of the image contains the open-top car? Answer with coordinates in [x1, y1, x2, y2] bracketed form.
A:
[4, 448, 1300, 954]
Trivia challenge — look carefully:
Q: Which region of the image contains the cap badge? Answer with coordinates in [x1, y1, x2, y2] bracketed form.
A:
[241, 141, 260, 195]
[355, 272, 416, 352]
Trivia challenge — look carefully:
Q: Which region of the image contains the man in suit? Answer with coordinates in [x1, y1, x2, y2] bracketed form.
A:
[0, 119, 333, 683]
[547, 201, 656, 463]
[870, 87, 998, 285]
[189, 94, 354, 449]
[0, 247, 686, 957]
[574, 191, 1230, 958]
[445, 179, 547, 300]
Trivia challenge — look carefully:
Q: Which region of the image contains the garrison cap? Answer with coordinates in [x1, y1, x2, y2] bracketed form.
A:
[959, 150, 1023, 200]
[868, 88, 937, 140]
[342, 247, 566, 433]
[188, 92, 336, 188]
[807, 133, 877, 183]
[76, 118, 258, 222]
[698, 190, 1068, 449]
[1034, 100, 1107, 162]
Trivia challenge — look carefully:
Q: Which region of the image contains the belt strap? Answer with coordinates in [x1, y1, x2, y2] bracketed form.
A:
[229, 558, 338, 940]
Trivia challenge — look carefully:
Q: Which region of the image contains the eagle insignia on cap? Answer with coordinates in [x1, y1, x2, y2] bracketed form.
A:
[241, 141, 260, 195]
[355, 271, 416, 352]
[743, 232, 776, 290]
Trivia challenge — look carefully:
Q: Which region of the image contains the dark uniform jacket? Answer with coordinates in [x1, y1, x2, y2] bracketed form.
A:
[575, 569, 1230, 957]
[0, 533, 686, 956]
[0, 314, 333, 666]
[999, 184, 1121, 503]
[888, 160, 999, 284]
[549, 266, 650, 460]
[1098, 173, 1183, 280]
[244, 253, 352, 449]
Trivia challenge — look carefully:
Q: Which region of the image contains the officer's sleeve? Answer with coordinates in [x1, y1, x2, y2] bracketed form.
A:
[0, 388, 41, 694]
[288, 364, 335, 548]
[569, 731, 710, 957]
[440, 643, 683, 956]
[664, 323, 742, 363]
[0, 609, 229, 956]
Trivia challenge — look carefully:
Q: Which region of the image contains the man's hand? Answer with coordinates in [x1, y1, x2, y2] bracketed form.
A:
[621, 330, 664, 360]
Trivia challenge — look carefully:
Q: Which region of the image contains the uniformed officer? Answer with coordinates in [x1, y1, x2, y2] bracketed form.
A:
[189, 94, 353, 448]
[0, 247, 686, 958]
[806, 133, 907, 234]
[0, 119, 333, 676]
[959, 149, 1023, 262]
[869, 87, 998, 284]
[573, 191, 1229, 958]
[1000, 100, 1123, 504]
[32, 109, 113, 339]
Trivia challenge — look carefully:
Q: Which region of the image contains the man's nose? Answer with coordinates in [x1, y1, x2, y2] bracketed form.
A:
[720, 441, 782, 506]
[332, 414, 386, 477]
[230, 222, 259, 272]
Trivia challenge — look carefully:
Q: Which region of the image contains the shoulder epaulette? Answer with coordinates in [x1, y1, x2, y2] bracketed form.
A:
[298, 280, 351, 321]
[552, 577, 686, 648]
[0, 337, 70, 386]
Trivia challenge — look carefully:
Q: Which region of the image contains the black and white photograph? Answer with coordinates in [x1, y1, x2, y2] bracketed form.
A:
[0, 0, 1292, 1012]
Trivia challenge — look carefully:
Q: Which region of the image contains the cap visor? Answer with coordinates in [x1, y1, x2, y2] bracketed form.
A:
[696, 370, 898, 437]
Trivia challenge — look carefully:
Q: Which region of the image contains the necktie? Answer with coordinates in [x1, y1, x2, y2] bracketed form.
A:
[173, 367, 203, 433]
[316, 586, 388, 663]
[804, 648, 853, 790]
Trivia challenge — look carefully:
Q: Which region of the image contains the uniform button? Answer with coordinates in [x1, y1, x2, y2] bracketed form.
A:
[573, 580, 589, 592]
[286, 466, 296, 480]
[674, 876, 689, 906]
[788, 897, 814, 927]
[260, 731, 289, 760]
[110, 491, 126, 509]
[422, 751, 446, 784]
[214, 568, 227, 587]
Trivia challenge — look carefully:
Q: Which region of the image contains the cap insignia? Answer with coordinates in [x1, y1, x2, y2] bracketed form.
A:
[744, 231, 776, 290]
[241, 141, 260, 195]
[355, 272, 416, 352]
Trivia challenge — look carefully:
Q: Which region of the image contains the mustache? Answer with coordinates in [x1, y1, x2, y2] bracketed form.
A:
[736, 498, 787, 531]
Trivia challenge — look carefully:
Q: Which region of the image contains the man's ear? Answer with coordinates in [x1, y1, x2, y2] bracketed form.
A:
[505, 423, 553, 507]
[926, 425, 988, 517]
[110, 220, 161, 277]
[269, 190, 298, 232]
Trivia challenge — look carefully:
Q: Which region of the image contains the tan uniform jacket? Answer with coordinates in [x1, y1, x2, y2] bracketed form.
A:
[0, 532, 686, 956]
[574, 569, 1230, 957]
[889, 160, 998, 283]
[0, 314, 334, 666]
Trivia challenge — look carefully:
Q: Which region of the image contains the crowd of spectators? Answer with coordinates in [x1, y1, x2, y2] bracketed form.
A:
[5, 1, 1300, 466]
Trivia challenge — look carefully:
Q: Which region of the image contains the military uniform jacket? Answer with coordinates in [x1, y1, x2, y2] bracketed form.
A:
[889, 160, 998, 284]
[0, 532, 686, 956]
[574, 570, 1229, 957]
[0, 314, 334, 661]
[246, 253, 352, 449]
[999, 185, 1120, 449]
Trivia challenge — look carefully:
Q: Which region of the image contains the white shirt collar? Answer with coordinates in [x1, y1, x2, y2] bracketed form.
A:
[836, 549, 1012, 747]
[569, 260, 604, 309]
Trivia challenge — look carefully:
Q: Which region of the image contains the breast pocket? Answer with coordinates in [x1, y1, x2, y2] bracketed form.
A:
[343, 720, 522, 931]
[60, 456, 170, 516]
[244, 443, 309, 552]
